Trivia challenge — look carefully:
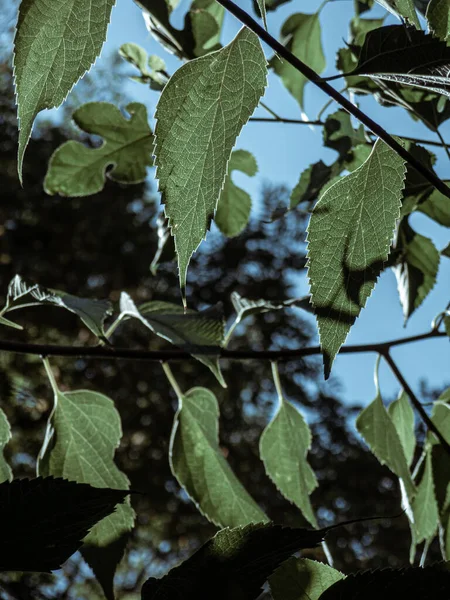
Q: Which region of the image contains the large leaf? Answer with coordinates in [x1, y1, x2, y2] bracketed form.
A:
[170, 387, 268, 528]
[13, 0, 115, 180]
[142, 522, 335, 600]
[44, 102, 153, 197]
[215, 150, 257, 238]
[119, 293, 226, 387]
[393, 220, 440, 322]
[154, 27, 267, 298]
[319, 563, 450, 599]
[307, 139, 406, 377]
[411, 450, 439, 543]
[350, 25, 450, 98]
[269, 558, 344, 600]
[0, 409, 12, 483]
[259, 393, 318, 527]
[388, 391, 415, 467]
[0, 477, 129, 572]
[2, 275, 112, 340]
[38, 388, 135, 588]
[271, 13, 325, 109]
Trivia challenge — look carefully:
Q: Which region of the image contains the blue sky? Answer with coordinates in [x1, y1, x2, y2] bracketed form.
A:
[44, 0, 450, 404]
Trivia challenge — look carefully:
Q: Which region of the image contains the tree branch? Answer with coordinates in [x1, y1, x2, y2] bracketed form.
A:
[216, 0, 450, 199]
[0, 329, 444, 361]
[381, 350, 450, 456]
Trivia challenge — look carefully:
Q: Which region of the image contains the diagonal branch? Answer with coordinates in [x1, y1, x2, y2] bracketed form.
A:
[215, 0, 450, 199]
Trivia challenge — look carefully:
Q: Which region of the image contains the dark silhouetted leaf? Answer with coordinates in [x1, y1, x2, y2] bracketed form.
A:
[270, 558, 344, 600]
[0, 477, 130, 572]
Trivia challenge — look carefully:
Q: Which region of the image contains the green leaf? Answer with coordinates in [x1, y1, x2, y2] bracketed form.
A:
[0, 315, 23, 330]
[3, 275, 112, 340]
[190, 0, 224, 57]
[356, 367, 415, 499]
[411, 450, 439, 543]
[230, 291, 313, 324]
[374, 0, 420, 26]
[120, 293, 226, 387]
[307, 139, 406, 377]
[13, 0, 115, 180]
[427, 0, 450, 42]
[443, 243, 450, 257]
[44, 102, 153, 197]
[271, 13, 325, 109]
[418, 188, 450, 227]
[119, 43, 168, 90]
[150, 214, 176, 275]
[0, 408, 12, 483]
[260, 396, 317, 527]
[393, 220, 440, 322]
[269, 558, 345, 600]
[323, 110, 367, 159]
[170, 387, 268, 527]
[350, 25, 450, 98]
[215, 150, 257, 238]
[388, 391, 415, 467]
[255, 0, 268, 29]
[154, 28, 266, 298]
[119, 43, 151, 75]
[290, 161, 340, 211]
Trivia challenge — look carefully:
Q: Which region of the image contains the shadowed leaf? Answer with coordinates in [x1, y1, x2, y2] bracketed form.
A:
[270, 558, 344, 600]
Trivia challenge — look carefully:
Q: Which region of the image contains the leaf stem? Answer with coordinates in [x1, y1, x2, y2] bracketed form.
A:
[271, 361, 284, 403]
[161, 362, 184, 401]
[215, 0, 450, 199]
[42, 356, 59, 397]
[321, 540, 334, 567]
[223, 316, 241, 348]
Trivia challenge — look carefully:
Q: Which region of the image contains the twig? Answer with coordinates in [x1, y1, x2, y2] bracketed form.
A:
[215, 0, 450, 199]
[0, 329, 443, 361]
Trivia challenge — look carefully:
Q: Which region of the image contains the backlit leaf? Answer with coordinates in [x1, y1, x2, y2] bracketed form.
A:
[170, 387, 268, 527]
[154, 28, 266, 298]
[373, 0, 420, 26]
[215, 150, 257, 238]
[411, 450, 439, 543]
[230, 291, 313, 324]
[307, 139, 406, 377]
[388, 391, 415, 467]
[13, 0, 116, 180]
[270, 558, 344, 600]
[44, 102, 153, 197]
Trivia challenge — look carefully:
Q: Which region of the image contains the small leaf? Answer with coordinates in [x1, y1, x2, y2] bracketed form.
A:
[388, 391, 415, 467]
[427, 0, 450, 42]
[120, 293, 226, 387]
[307, 139, 406, 377]
[142, 522, 333, 600]
[150, 214, 176, 275]
[3, 275, 112, 341]
[13, 0, 116, 180]
[350, 25, 450, 98]
[290, 161, 340, 211]
[393, 220, 440, 322]
[44, 102, 153, 197]
[411, 450, 439, 543]
[271, 13, 325, 108]
[231, 291, 313, 324]
[170, 387, 268, 527]
[215, 150, 257, 238]
[373, 0, 420, 27]
[255, 0, 268, 29]
[323, 110, 367, 159]
[0, 477, 130, 572]
[260, 397, 318, 527]
[0, 409, 12, 483]
[119, 43, 151, 75]
[269, 558, 344, 600]
[443, 243, 450, 257]
[0, 315, 23, 330]
[154, 27, 267, 297]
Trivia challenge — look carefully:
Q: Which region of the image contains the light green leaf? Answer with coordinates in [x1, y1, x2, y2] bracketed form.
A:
[356, 367, 415, 499]
[13, 0, 116, 180]
[170, 387, 268, 527]
[374, 0, 420, 27]
[393, 220, 440, 322]
[412, 450, 439, 543]
[215, 150, 257, 238]
[255, 0, 268, 29]
[190, 0, 224, 57]
[269, 558, 344, 600]
[307, 139, 406, 377]
[119, 293, 226, 387]
[44, 102, 153, 197]
[154, 27, 267, 298]
[419, 188, 450, 227]
[427, 0, 450, 42]
[37, 389, 134, 547]
[260, 397, 317, 527]
[3, 275, 112, 340]
[0, 315, 23, 330]
[388, 391, 415, 467]
[230, 291, 313, 324]
[0, 408, 12, 483]
[119, 43, 151, 75]
[120, 43, 167, 90]
[271, 13, 325, 109]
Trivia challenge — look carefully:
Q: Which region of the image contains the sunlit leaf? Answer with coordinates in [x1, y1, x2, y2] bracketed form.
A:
[13, 0, 115, 180]
[388, 391, 415, 467]
[373, 0, 420, 26]
[269, 558, 344, 600]
[215, 150, 257, 238]
[154, 27, 266, 298]
[119, 43, 167, 90]
[170, 387, 268, 527]
[307, 139, 406, 377]
[44, 102, 153, 197]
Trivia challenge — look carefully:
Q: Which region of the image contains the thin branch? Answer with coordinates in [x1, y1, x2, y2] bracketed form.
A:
[215, 0, 450, 199]
[0, 329, 444, 361]
[381, 350, 450, 456]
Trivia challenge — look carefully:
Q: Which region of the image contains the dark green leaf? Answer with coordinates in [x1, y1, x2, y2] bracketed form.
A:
[373, 0, 420, 26]
[388, 391, 415, 467]
[323, 110, 367, 159]
[443, 243, 450, 257]
[0, 409, 12, 483]
[427, 0, 450, 42]
[270, 558, 344, 600]
[411, 450, 439, 543]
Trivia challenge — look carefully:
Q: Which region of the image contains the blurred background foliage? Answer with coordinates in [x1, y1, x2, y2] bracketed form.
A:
[0, 15, 445, 600]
